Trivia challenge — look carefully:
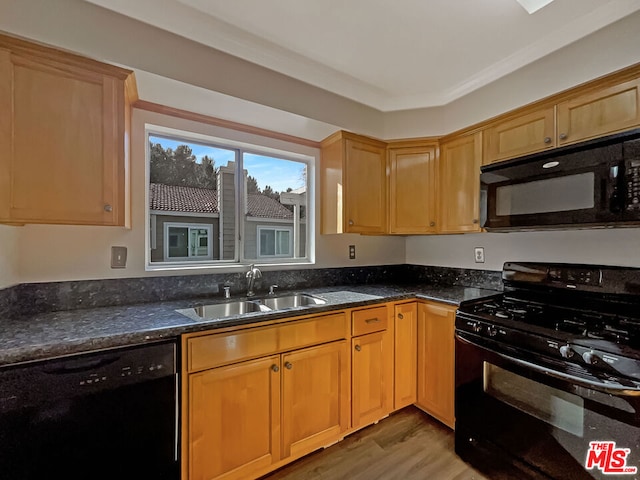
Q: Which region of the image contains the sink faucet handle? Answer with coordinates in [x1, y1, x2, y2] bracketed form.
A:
[268, 284, 278, 295]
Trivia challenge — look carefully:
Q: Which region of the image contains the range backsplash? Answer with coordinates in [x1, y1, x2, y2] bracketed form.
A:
[0, 265, 502, 317]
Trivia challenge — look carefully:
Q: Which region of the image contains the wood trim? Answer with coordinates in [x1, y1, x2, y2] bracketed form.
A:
[133, 100, 321, 148]
[0, 32, 134, 80]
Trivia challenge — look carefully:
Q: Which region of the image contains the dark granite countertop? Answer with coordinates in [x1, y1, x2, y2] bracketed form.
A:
[0, 283, 499, 367]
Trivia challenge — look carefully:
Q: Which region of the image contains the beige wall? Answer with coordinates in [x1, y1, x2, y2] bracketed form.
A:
[13, 109, 405, 284]
[2, 1, 640, 285]
[406, 229, 640, 272]
[0, 225, 19, 288]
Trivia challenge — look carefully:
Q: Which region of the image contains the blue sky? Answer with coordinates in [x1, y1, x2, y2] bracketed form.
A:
[151, 136, 305, 192]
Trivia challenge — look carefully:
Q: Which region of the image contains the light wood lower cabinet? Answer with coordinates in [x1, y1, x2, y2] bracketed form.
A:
[183, 314, 350, 480]
[416, 301, 456, 429]
[393, 302, 418, 409]
[184, 299, 460, 478]
[351, 305, 394, 429]
[188, 355, 281, 480]
[282, 342, 350, 459]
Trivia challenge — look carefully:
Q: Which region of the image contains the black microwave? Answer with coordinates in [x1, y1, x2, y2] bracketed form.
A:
[481, 128, 640, 231]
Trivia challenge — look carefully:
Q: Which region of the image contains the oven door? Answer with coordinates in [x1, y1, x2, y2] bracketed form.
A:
[455, 331, 640, 480]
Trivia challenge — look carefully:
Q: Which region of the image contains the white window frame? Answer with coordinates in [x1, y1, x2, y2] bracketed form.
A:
[257, 225, 294, 259]
[144, 122, 316, 271]
[163, 222, 214, 261]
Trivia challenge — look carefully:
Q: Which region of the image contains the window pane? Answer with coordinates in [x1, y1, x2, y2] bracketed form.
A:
[276, 230, 290, 255]
[149, 135, 236, 263]
[167, 227, 189, 258]
[260, 229, 275, 256]
[243, 153, 307, 260]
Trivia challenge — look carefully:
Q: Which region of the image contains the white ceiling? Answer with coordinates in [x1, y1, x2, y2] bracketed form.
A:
[86, 0, 640, 112]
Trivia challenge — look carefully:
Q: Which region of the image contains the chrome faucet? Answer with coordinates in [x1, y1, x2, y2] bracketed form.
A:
[246, 264, 262, 297]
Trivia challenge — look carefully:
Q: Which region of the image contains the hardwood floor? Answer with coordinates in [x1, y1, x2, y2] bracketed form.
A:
[260, 407, 489, 480]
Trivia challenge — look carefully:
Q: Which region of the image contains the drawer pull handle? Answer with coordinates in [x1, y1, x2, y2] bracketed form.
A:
[398, 313, 404, 320]
[365, 318, 380, 324]
[284, 362, 293, 370]
[271, 364, 279, 373]
[355, 345, 361, 352]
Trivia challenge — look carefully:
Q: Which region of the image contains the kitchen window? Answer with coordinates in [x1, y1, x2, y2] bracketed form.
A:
[146, 126, 313, 268]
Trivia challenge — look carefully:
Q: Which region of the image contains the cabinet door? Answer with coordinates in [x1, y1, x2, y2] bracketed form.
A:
[388, 145, 438, 233]
[0, 49, 126, 225]
[416, 302, 455, 429]
[394, 302, 418, 409]
[344, 138, 387, 234]
[484, 108, 555, 163]
[438, 133, 483, 233]
[188, 355, 281, 480]
[557, 78, 640, 146]
[351, 330, 394, 429]
[281, 341, 349, 459]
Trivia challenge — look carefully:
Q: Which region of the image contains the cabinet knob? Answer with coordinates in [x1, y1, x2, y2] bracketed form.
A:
[544, 136, 552, 144]
[429, 221, 436, 227]
[559, 133, 568, 140]
[472, 218, 479, 224]
[348, 220, 354, 226]
[355, 344, 361, 352]
[271, 364, 279, 372]
[103, 204, 113, 212]
[398, 313, 404, 320]
[284, 362, 293, 370]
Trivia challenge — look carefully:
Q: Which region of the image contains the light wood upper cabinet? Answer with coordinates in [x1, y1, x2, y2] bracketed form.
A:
[557, 78, 640, 146]
[394, 302, 418, 409]
[0, 34, 136, 226]
[438, 132, 483, 233]
[484, 107, 556, 164]
[388, 143, 438, 234]
[321, 131, 387, 234]
[416, 301, 456, 429]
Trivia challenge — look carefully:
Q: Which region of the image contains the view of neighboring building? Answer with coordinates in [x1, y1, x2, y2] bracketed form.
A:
[149, 148, 307, 263]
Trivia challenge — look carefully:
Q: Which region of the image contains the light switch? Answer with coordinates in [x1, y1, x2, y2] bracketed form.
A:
[111, 246, 127, 268]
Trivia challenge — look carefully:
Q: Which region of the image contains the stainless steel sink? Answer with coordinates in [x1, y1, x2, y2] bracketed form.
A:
[176, 293, 327, 322]
[259, 294, 326, 310]
[191, 301, 269, 319]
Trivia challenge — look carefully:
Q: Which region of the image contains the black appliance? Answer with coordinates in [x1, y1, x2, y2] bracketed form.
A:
[455, 262, 640, 480]
[0, 341, 179, 480]
[481, 128, 640, 231]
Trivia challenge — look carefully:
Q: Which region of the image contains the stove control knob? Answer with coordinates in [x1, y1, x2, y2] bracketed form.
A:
[559, 345, 574, 359]
[472, 322, 483, 334]
[487, 325, 498, 337]
[582, 351, 597, 365]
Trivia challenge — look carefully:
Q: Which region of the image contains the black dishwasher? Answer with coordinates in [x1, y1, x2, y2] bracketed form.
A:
[0, 340, 179, 480]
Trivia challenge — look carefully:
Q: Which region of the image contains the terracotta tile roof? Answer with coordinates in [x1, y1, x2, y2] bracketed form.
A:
[149, 183, 217, 214]
[247, 194, 293, 219]
[149, 183, 293, 219]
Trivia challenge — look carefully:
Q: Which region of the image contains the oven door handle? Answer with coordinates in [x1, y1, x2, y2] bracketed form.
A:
[456, 332, 640, 397]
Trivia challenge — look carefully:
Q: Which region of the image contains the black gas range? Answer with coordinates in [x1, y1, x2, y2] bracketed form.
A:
[455, 262, 640, 480]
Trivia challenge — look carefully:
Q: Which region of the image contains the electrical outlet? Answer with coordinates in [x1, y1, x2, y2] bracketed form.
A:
[349, 245, 356, 260]
[111, 246, 127, 268]
[474, 247, 485, 263]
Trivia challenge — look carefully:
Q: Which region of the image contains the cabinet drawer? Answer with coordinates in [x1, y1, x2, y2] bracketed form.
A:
[352, 306, 388, 336]
[187, 312, 348, 372]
